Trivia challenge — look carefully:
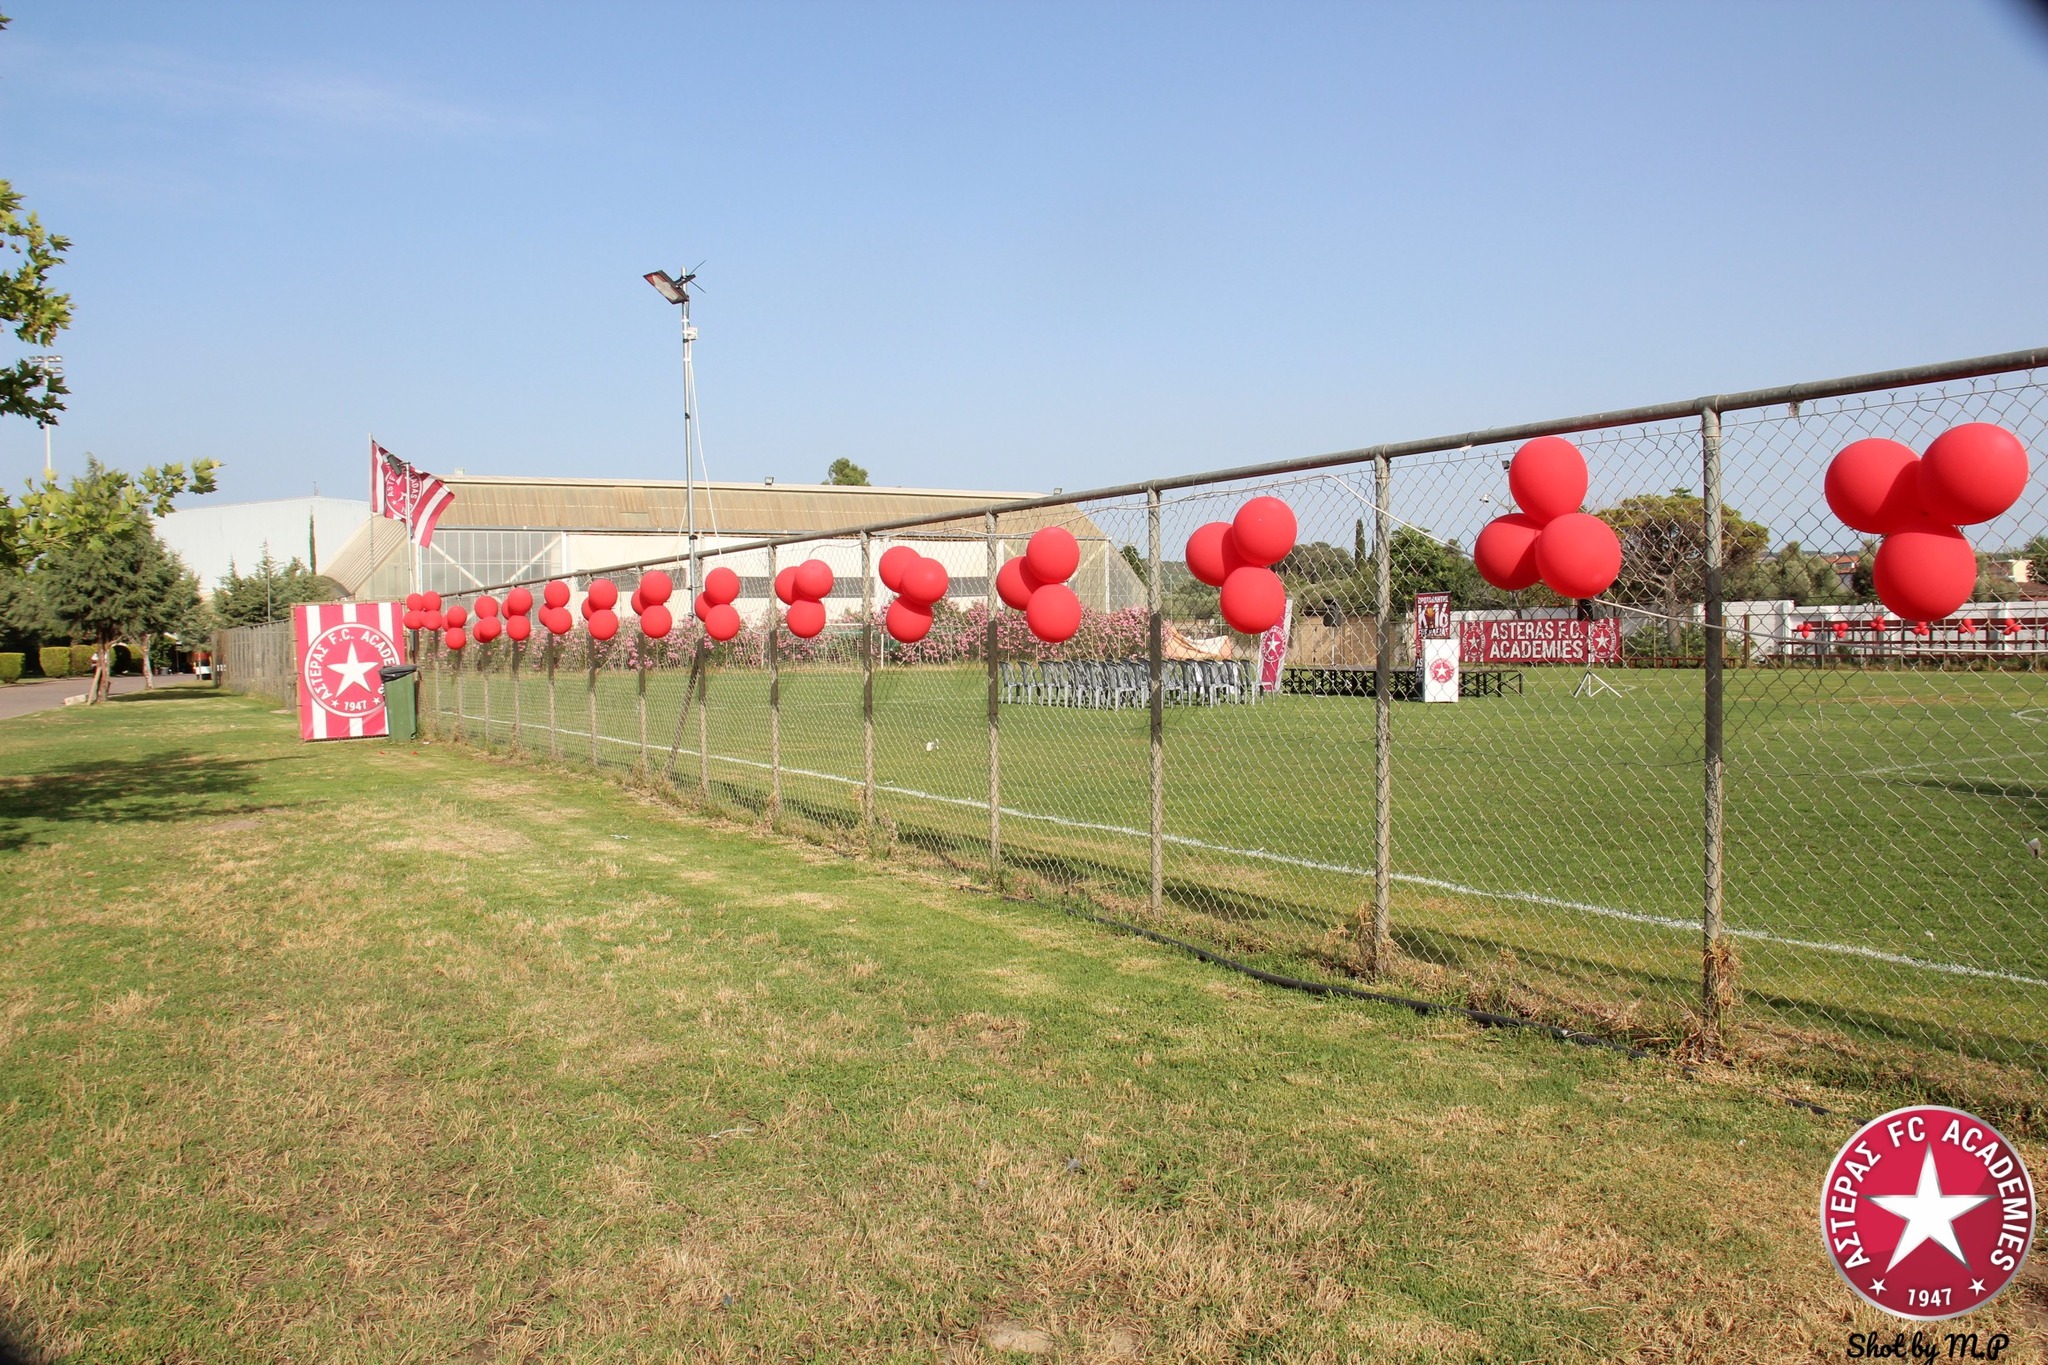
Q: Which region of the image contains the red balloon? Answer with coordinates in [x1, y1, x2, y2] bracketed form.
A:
[589, 607, 620, 642]
[1874, 520, 1977, 622]
[474, 616, 502, 643]
[1912, 620, 1931, 636]
[542, 580, 569, 609]
[1509, 436, 1590, 525]
[694, 591, 713, 621]
[443, 627, 466, 651]
[1957, 618, 1980, 635]
[1919, 423, 2029, 526]
[638, 570, 674, 607]
[774, 566, 800, 605]
[505, 614, 532, 642]
[995, 556, 1038, 610]
[785, 598, 826, 638]
[423, 591, 442, 612]
[403, 609, 423, 631]
[885, 597, 934, 643]
[543, 606, 573, 636]
[1534, 513, 1622, 599]
[423, 609, 444, 631]
[2002, 617, 2022, 636]
[1473, 513, 1545, 591]
[1871, 615, 1888, 632]
[1024, 584, 1082, 643]
[701, 603, 739, 641]
[1185, 522, 1247, 588]
[794, 558, 834, 601]
[579, 596, 594, 620]
[899, 556, 949, 605]
[878, 545, 919, 592]
[505, 585, 534, 615]
[404, 592, 423, 612]
[1825, 438, 1923, 535]
[587, 578, 619, 611]
[1831, 621, 1849, 639]
[444, 604, 468, 628]
[703, 566, 740, 605]
[1025, 526, 1081, 583]
[640, 603, 673, 638]
[475, 595, 500, 618]
[1219, 565, 1287, 635]
[1231, 496, 1298, 567]
[629, 589, 645, 615]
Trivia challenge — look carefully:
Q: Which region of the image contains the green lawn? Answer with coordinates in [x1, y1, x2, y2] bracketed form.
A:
[5, 685, 2041, 1361]
[425, 651, 2048, 1119]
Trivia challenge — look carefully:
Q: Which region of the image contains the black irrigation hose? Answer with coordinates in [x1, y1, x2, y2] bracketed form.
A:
[1054, 902, 1650, 1060]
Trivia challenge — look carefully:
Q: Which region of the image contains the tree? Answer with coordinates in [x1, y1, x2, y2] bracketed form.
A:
[212, 548, 341, 627]
[2, 455, 219, 571]
[1387, 527, 1484, 610]
[39, 529, 198, 700]
[1599, 490, 1769, 643]
[1, 18, 72, 427]
[827, 458, 870, 487]
[1734, 540, 1849, 605]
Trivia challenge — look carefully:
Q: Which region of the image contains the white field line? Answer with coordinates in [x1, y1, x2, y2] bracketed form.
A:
[1853, 750, 2044, 780]
[449, 707, 2048, 991]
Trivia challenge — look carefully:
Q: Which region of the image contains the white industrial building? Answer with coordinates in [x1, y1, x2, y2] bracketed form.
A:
[156, 496, 371, 597]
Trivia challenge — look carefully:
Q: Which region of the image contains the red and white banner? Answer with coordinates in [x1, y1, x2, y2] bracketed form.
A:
[1458, 617, 1621, 665]
[295, 602, 408, 741]
[370, 438, 455, 548]
[1257, 598, 1292, 694]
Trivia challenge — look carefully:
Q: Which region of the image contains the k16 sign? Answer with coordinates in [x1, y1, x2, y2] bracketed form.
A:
[1457, 617, 1621, 665]
[295, 602, 407, 741]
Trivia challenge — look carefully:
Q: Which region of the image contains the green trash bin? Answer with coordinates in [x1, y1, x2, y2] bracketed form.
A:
[380, 664, 419, 741]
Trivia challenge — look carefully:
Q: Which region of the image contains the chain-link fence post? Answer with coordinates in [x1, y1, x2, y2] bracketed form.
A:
[986, 513, 1002, 885]
[1366, 451, 1394, 973]
[1701, 404, 1733, 1055]
[861, 531, 876, 831]
[511, 639, 522, 751]
[480, 649, 491, 751]
[453, 650, 465, 745]
[696, 641, 709, 797]
[768, 544, 782, 822]
[547, 641, 559, 760]
[587, 648, 600, 770]
[1148, 487, 1164, 916]
[637, 646, 649, 774]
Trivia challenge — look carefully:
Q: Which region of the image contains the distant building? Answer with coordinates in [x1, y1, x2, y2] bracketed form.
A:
[321, 475, 1143, 611]
[156, 496, 371, 597]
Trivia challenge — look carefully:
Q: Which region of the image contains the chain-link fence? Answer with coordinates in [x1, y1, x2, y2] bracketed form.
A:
[402, 349, 2047, 1125]
[212, 619, 296, 706]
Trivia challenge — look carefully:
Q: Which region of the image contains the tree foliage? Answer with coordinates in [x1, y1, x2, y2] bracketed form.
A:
[827, 458, 870, 486]
[1733, 540, 1851, 605]
[40, 529, 199, 653]
[1599, 490, 1769, 612]
[1, 456, 220, 570]
[1, 16, 72, 428]
[212, 549, 341, 627]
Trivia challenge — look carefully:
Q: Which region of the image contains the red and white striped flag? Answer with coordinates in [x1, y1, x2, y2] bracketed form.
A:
[368, 437, 456, 548]
[294, 601, 408, 741]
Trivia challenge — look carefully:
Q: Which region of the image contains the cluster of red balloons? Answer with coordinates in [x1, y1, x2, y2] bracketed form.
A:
[996, 526, 1084, 643]
[693, 567, 742, 641]
[577, 578, 624, 641]
[1474, 437, 1621, 600]
[499, 586, 535, 644]
[537, 581, 576, 636]
[629, 570, 676, 639]
[403, 592, 443, 632]
[878, 544, 951, 643]
[1186, 496, 1295, 635]
[773, 558, 835, 639]
[1824, 423, 2030, 623]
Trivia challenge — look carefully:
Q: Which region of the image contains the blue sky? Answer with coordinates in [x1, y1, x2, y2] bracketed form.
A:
[3, 1, 2046, 505]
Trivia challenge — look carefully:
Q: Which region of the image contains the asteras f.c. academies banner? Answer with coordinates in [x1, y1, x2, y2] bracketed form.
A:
[294, 602, 408, 741]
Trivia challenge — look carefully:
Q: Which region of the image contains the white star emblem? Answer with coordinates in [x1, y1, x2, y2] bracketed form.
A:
[1970, 1279, 1986, 1295]
[1869, 1278, 1887, 1295]
[325, 646, 379, 700]
[1868, 1146, 1990, 1271]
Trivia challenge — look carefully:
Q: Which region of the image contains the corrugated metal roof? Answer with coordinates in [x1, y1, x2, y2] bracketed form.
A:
[438, 477, 1060, 535]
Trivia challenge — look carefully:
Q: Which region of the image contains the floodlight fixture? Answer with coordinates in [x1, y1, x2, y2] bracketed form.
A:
[644, 270, 687, 304]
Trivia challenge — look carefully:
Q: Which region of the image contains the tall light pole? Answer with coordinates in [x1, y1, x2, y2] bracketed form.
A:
[30, 354, 61, 477]
[644, 268, 703, 594]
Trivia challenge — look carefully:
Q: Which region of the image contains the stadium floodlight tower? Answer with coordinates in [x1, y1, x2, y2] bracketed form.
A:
[30, 354, 61, 476]
[644, 266, 711, 595]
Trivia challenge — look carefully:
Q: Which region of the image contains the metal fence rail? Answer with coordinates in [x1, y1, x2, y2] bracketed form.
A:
[213, 619, 296, 707]
[399, 347, 2044, 1127]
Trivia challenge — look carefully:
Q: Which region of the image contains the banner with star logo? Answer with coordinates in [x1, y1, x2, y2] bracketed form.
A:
[294, 603, 408, 742]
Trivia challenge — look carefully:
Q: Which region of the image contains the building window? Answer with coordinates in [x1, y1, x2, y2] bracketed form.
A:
[421, 530, 561, 595]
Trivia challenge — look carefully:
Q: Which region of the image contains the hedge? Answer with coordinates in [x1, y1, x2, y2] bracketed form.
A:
[0, 653, 21, 684]
[70, 645, 96, 677]
[38, 646, 71, 678]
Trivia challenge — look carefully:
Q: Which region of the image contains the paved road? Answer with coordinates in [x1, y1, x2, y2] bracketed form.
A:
[0, 673, 203, 721]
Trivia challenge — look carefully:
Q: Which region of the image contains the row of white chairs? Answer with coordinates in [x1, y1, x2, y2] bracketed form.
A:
[998, 659, 1253, 708]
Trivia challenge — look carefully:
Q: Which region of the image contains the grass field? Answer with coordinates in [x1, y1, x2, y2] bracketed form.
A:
[5, 686, 2045, 1361]
[425, 651, 2048, 1121]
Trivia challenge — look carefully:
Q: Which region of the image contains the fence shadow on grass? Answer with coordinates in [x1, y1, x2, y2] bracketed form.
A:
[0, 749, 273, 852]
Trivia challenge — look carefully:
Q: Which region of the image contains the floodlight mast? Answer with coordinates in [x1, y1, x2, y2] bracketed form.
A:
[645, 268, 705, 595]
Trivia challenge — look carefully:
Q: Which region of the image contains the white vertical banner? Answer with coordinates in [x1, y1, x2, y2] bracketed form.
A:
[295, 602, 407, 741]
[1420, 636, 1460, 703]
